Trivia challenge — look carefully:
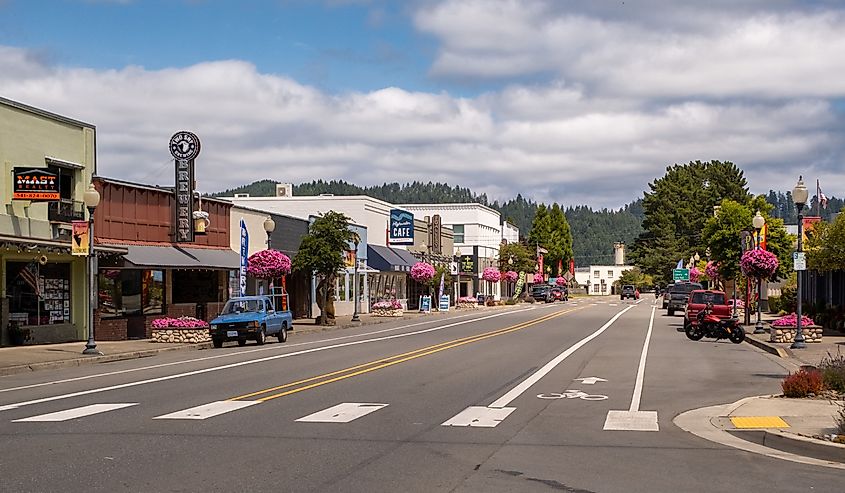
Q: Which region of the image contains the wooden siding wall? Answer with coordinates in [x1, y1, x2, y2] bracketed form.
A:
[94, 179, 231, 247]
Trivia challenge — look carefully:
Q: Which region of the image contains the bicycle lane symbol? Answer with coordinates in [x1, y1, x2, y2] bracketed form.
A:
[536, 389, 608, 401]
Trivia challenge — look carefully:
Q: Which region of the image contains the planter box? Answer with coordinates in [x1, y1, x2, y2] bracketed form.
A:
[371, 308, 404, 317]
[769, 325, 823, 343]
[151, 328, 211, 344]
[456, 302, 478, 309]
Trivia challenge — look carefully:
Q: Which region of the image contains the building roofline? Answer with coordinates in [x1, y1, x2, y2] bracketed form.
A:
[229, 203, 310, 224]
[396, 203, 500, 215]
[95, 176, 232, 205]
[224, 194, 397, 208]
[0, 95, 95, 129]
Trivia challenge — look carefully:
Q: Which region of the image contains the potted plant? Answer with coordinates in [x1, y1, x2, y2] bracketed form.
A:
[7, 321, 32, 346]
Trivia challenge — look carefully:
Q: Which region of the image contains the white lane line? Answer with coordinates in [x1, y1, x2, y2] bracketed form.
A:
[489, 305, 635, 409]
[0, 309, 538, 413]
[153, 400, 259, 420]
[0, 309, 500, 394]
[13, 403, 137, 422]
[603, 305, 658, 431]
[442, 406, 516, 427]
[296, 403, 388, 423]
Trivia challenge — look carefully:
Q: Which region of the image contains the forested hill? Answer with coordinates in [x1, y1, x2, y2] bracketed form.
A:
[213, 179, 644, 266]
[765, 190, 843, 222]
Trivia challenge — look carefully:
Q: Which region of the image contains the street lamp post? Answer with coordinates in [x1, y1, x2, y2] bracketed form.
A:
[455, 248, 461, 300]
[351, 235, 361, 323]
[263, 216, 275, 249]
[83, 183, 101, 355]
[508, 255, 514, 298]
[753, 211, 766, 334]
[791, 177, 809, 349]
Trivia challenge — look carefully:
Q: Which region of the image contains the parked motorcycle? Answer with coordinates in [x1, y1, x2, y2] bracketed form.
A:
[685, 303, 745, 344]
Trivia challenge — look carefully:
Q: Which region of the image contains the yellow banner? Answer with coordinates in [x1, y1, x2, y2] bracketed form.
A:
[72, 220, 89, 256]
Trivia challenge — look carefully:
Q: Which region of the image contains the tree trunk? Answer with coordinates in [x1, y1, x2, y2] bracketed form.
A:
[323, 273, 336, 326]
[315, 276, 327, 325]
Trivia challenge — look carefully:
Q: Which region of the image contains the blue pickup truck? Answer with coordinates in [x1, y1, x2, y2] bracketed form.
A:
[209, 295, 292, 348]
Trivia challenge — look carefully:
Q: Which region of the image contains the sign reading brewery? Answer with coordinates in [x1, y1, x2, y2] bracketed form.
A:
[13, 168, 60, 201]
[170, 131, 200, 243]
[389, 208, 414, 245]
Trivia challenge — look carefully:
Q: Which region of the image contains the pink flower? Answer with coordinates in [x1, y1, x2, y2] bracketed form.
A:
[705, 261, 719, 280]
[740, 249, 779, 279]
[503, 271, 519, 283]
[152, 317, 209, 329]
[247, 249, 292, 279]
[689, 267, 701, 283]
[458, 296, 478, 303]
[555, 277, 567, 286]
[533, 273, 544, 284]
[410, 262, 436, 282]
[772, 313, 815, 327]
[372, 300, 402, 310]
[482, 267, 501, 282]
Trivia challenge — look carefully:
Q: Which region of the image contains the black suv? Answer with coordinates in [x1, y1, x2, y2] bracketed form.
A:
[531, 285, 554, 303]
[620, 285, 637, 300]
[666, 282, 703, 316]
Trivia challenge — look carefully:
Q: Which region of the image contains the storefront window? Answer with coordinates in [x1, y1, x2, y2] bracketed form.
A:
[172, 270, 219, 303]
[98, 269, 164, 317]
[6, 261, 71, 326]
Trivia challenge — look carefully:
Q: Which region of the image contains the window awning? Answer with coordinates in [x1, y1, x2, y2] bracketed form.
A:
[123, 245, 239, 269]
[367, 244, 415, 272]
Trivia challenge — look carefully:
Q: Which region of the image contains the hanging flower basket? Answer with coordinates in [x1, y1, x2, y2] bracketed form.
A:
[555, 276, 567, 286]
[410, 262, 436, 283]
[533, 273, 544, 284]
[740, 249, 779, 280]
[705, 261, 719, 282]
[689, 267, 701, 283]
[247, 249, 292, 280]
[482, 267, 501, 282]
[503, 271, 518, 283]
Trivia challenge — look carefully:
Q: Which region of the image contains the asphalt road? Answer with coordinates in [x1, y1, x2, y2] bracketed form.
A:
[0, 297, 841, 492]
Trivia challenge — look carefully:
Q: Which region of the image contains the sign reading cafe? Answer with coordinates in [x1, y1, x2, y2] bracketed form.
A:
[389, 208, 414, 245]
[169, 131, 201, 243]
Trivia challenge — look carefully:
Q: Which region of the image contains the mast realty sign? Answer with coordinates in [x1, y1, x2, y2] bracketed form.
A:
[13, 168, 60, 201]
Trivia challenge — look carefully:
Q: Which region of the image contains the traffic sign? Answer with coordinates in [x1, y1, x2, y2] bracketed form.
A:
[793, 252, 806, 271]
[673, 268, 689, 281]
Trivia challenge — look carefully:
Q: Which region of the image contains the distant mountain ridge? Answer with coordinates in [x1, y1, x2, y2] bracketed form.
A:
[213, 179, 644, 267]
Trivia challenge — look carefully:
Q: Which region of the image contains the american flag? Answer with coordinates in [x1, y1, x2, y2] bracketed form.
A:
[817, 179, 829, 209]
[17, 262, 41, 298]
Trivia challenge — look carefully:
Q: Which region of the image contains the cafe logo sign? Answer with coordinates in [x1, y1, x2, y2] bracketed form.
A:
[389, 208, 414, 245]
[170, 131, 200, 243]
[13, 168, 60, 201]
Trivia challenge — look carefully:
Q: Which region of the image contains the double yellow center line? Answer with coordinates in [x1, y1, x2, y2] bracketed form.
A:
[229, 306, 583, 403]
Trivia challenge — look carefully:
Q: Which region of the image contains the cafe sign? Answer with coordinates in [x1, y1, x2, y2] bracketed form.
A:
[13, 168, 60, 201]
[169, 131, 200, 243]
[389, 208, 414, 245]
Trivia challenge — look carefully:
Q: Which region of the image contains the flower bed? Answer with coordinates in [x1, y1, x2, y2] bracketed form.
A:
[371, 299, 404, 317]
[457, 296, 478, 309]
[770, 313, 822, 343]
[151, 317, 210, 344]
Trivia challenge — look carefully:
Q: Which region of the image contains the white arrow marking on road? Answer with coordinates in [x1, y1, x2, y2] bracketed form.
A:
[574, 377, 607, 385]
[603, 305, 659, 432]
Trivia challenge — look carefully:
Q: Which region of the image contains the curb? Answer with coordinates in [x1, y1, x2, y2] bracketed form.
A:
[0, 342, 213, 377]
[744, 334, 791, 358]
[728, 429, 845, 464]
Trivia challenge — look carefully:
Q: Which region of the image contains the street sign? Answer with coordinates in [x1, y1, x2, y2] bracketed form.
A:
[793, 252, 807, 271]
[673, 268, 689, 281]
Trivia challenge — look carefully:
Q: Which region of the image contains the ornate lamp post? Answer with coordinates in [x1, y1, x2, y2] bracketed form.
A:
[263, 216, 275, 249]
[508, 255, 514, 297]
[791, 177, 809, 349]
[351, 234, 361, 323]
[455, 247, 462, 300]
[752, 211, 766, 334]
[82, 183, 101, 355]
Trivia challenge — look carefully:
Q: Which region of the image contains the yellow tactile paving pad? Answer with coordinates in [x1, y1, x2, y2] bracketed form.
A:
[730, 416, 790, 429]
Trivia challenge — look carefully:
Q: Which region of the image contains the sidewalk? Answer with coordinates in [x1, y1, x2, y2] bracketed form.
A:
[742, 312, 845, 366]
[0, 306, 495, 377]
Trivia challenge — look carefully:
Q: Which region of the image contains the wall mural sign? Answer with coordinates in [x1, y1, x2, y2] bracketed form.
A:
[169, 131, 200, 243]
[13, 168, 60, 201]
[389, 208, 414, 245]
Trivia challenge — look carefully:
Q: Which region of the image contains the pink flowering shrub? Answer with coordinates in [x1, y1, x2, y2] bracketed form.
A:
[533, 273, 544, 284]
[482, 267, 501, 282]
[772, 313, 816, 327]
[458, 296, 478, 303]
[705, 261, 719, 281]
[689, 267, 701, 283]
[151, 317, 209, 329]
[740, 249, 779, 280]
[504, 271, 519, 283]
[247, 249, 292, 279]
[555, 277, 567, 286]
[410, 262, 436, 283]
[372, 300, 402, 310]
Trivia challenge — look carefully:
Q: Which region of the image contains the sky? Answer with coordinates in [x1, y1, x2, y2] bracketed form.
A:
[1, 0, 843, 209]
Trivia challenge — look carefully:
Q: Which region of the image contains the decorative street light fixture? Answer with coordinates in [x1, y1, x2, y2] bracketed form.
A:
[791, 177, 809, 349]
[455, 247, 462, 300]
[752, 210, 766, 334]
[263, 216, 275, 249]
[351, 234, 361, 323]
[83, 182, 102, 355]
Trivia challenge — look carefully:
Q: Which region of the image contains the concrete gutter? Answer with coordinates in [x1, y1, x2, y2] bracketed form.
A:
[744, 333, 791, 358]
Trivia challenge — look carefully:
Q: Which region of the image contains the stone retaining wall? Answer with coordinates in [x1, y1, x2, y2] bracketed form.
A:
[456, 302, 478, 309]
[371, 309, 404, 317]
[151, 328, 211, 344]
[769, 325, 824, 343]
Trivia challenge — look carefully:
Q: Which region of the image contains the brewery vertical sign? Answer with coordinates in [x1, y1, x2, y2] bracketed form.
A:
[169, 131, 201, 243]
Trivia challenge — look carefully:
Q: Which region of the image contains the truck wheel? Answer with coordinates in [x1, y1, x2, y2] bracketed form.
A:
[277, 323, 287, 343]
[256, 326, 266, 346]
[212, 338, 223, 349]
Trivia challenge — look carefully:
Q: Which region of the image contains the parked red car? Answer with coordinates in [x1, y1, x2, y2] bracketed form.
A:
[685, 290, 732, 330]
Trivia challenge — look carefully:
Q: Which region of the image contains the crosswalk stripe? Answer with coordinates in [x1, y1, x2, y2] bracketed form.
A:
[153, 400, 259, 420]
[13, 403, 137, 422]
[296, 403, 388, 423]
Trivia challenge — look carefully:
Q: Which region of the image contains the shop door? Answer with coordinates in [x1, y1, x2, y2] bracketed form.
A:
[126, 315, 146, 339]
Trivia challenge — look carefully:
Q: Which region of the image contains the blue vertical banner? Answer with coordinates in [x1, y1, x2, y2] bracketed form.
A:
[239, 218, 249, 297]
